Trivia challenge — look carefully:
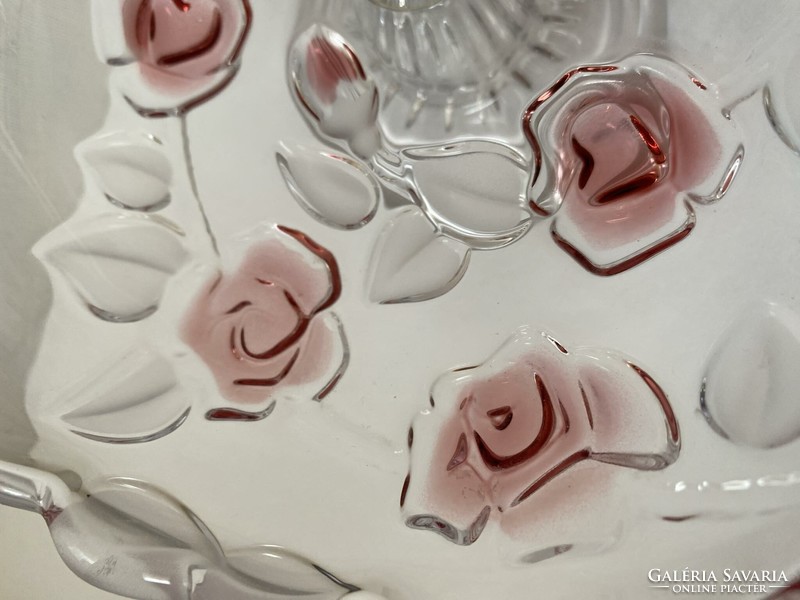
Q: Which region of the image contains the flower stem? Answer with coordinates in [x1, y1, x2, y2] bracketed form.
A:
[179, 114, 219, 256]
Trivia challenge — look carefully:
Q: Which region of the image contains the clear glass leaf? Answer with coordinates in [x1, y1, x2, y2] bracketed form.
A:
[400, 141, 531, 247]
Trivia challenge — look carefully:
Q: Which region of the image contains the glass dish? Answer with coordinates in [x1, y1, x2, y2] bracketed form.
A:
[2, 1, 800, 599]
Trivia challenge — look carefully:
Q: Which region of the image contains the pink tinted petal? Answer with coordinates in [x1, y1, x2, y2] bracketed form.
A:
[231, 232, 334, 317]
[564, 79, 718, 251]
[653, 79, 720, 188]
[488, 366, 592, 509]
[430, 335, 596, 512]
[424, 463, 490, 533]
[201, 275, 301, 353]
[181, 229, 344, 407]
[499, 460, 617, 541]
[184, 306, 300, 404]
[237, 302, 302, 358]
[526, 57, 734, 276]
[282, 315, 334, 387]
[570, 103, 667, 204]
[579, 355, 680, 467]
[423, 407, 491, 530]
[463, 363, 547, 459]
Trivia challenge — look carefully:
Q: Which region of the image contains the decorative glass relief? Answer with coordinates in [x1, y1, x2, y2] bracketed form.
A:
[181, 225, 348, 415]
[285, 23, 532, 302]
[763, 43, 800, 154]
[701, 303, 800, 449]
[524, 55, 744, 275]
[37, 214, 188, 322]
[56, 346, 190, 444]
[0, 461, 365, 600]
[92, 0, 253, 116]
[401, 327, 680, 545]
[305, 0, 659, 143]
[367, 207, 470, 304]
[13, 1, 800, 599]
[81, 131, 173, 212]
[276, 142, 380, 230]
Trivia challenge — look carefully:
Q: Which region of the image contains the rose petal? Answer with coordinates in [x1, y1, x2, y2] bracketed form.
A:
[122, 0, 249, 81]
[289, 24, 379, 158]
[578, 353, 679, 469]
[463, 363, 551, 460]
[219, 228, 337, 317]
[283, 312, 348, 399]
[304, 33, 365, 106]
[181, 228, 346, 407]
[238, 303, 302, 358]
[183, 303, 301, 406]
[403, 409, 490, 538]
[569, 102, 668, 207]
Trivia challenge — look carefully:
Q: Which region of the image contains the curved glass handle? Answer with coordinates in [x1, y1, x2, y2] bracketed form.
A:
[0, 460, 73, 520]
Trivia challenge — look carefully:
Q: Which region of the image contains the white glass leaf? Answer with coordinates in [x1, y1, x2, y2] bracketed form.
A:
[702, 303, 800, 448]
[277, 143, 379, 230]
[82, 131, 172, 211]
[59, 347, 190, 443]
[42, 214, 188, 322]
[369, 207, 470, 304]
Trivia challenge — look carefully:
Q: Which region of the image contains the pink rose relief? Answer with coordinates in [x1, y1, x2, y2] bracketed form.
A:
[120, 0, 252, 111]
[524, 55, 742, 275]
[181, 226, 347, 416]
[401, 327, 680, 545]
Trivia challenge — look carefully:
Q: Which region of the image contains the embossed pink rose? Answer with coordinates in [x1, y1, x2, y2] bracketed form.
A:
[524, 56, 741, 275]
[181, 226, 347, 412]
[401, 328, 680, 545]
[110, 0, 251, 113]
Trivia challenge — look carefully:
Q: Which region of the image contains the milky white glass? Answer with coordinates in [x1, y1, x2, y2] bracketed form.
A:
[2, 2, 800, 600]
